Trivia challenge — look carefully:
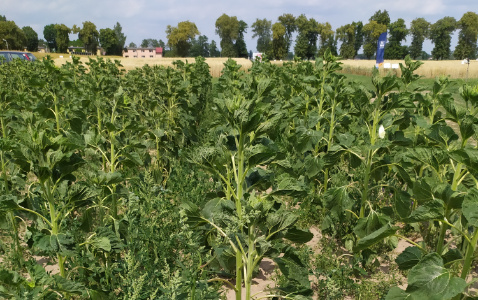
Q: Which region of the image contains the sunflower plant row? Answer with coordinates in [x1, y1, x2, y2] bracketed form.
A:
[1, 53, 478, 300]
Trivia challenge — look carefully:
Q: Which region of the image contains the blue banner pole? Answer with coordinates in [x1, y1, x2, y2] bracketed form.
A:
[375, 32, 387, 68]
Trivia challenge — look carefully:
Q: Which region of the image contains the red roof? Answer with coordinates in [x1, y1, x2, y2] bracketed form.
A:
[156, 47, 163, 54]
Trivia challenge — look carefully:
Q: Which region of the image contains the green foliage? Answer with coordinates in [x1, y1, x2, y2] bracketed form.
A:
[113, 22, 127, 55]
[189, 35, 210, 57]
[385, 18, 409, 59]
[43, 24, 57, 51]
[54, 24, 71, 53]
[77, 21, 99, 53]
[410, 18, 431, 59]
[336, 23, 356, 59]
[430, 17, 457, 60]
[166, 21, 200, 57]
[387, 254, 466, 300]
[99, 28, 118, 55]
[215, 14, 240, 57]
[0, 20, 26, 50]
[454, 11, 478, 59]
[317, 22, 336, 57]
[2, 37, 478, 300]
[278, 13, 297, 54]
[252, 18, 272, 53]
[271, 22, 287, 59]
[235, 20, 249, 58]
[370, 9, 391, 27]
[22, 26, 38, 52]
[209, 40, 220, 57]
[362, 20, 387, 59]
[294, 14, 320, 60]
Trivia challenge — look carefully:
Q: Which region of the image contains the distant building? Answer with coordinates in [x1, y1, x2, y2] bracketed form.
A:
[123, 47, 163, 58]
[67, 46, 104, 56]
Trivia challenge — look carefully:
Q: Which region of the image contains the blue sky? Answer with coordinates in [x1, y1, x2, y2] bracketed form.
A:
[2, 0, 477, 53]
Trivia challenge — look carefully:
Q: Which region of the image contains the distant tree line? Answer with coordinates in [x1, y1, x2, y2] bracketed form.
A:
[0, 15, 126, 55]
[42, 21, 127, 55]
[1, 10, 477, 60]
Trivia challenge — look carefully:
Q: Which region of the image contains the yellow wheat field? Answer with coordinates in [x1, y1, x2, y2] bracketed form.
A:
[48, 55, 252, 77]
[339, 59, 478, 79]
[33, 52, 478, 79]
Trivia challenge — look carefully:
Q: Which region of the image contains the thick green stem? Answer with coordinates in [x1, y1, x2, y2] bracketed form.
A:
[235, 250, 243, 300]
[110, 133, 115, 174]
[156, 136, 161, 168]
[324, 100, 337, 193]
[360, 99, 381, 218]
[452, 163, 464, 191]
[245, 225, 256, 300]
[436, 208, 450, 255]
[58, 254, 66, 278]
[109, 131, 118, 219]
[45, 181, 67, 278]
[235, 132, 245, 223]
[1, 153, 8, 192]
[360, 150, 373, 218]
[323, 169, 329, 192]
[430, 98, 438, 124]
[461, 228, 478, 280]
[8, 211, 21, 267]
[318, 72, 327, 115]
[1, 117, 8, 192]
[111, 184, 117, 220]
[53, 94, 60, 133]
[438, 163, 464, 254]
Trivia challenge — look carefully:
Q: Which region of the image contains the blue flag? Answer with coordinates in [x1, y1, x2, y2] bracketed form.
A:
[375, 32, 387, 68]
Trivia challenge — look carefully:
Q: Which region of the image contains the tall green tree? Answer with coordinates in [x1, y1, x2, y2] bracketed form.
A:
[151, 39, 161, 47]
[353, 21, 364, 56]
[271, 22, 287, 59]
[454, 12, 478, 59]
[385, 18, 408, 59]
[0, 15, 6, 22]
[294, 14, 320, 59]
[128, 42, 137, 48]
[336, 23, 356, 59]
[409, 18, 430, 59]
[0, 20, 26, 50]
[75, 21, 99, 53]
[209, 40, 220, 57]
[362, 10, 390, 59]
[278, 13, 297, 55]
[252, 18, 272, 53]
[140, 38, 160, 48]
[54, 24, 71, 53]
[430, 16, 457, 60]
[113, 22, 127, 55]
[235, 20, 248, 58]
[189, 35, 210, 57]
[215, 13, 239, 57]
[22, 26, 38, 52]
[362, 20, 387, 59]
[99, 28, 118, 55]
[318, 22, 336, 56]
[43, 24, 57, 51]
[68, 38, 83, 47]
[370, 9, 390, 27]
[140, 39, 149, 48]
[166, 21, 200, 57]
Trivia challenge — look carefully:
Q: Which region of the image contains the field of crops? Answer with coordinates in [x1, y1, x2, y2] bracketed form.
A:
[36, 51, 478, 79]
[1, 53, 478, 299]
